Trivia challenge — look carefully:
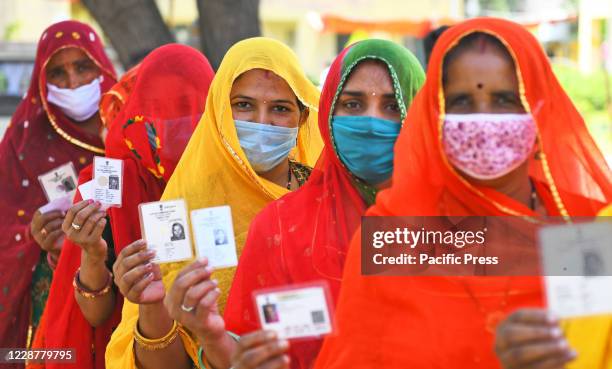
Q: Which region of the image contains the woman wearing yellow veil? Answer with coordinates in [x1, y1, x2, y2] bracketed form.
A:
[106, 37, 322, 369]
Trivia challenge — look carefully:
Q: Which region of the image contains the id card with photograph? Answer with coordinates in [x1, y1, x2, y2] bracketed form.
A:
[139, 199, 193, 264]
[539, 221, 612, 319]
[93, 157, 123, 207]
[254, 282, 334, 340]
[191, 205, 238, 269]
[37, 162, 78, 214]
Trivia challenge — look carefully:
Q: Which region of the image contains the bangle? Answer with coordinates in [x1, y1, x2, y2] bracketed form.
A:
[72, 268, 113, 299]
[134, 320, 180, 351]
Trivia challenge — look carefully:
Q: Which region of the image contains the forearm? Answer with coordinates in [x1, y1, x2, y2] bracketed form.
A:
[134, 303, 192, 369]
[75, 251, 116, 327]
[199, 332, 237, 369]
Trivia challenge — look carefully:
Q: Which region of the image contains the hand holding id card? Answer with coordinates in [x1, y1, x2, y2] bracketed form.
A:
[539, 221, 612, 319]
[191, 205, 238, 269]
[254, 282, 334, 340]
[38, 162, 78, 214]
[139, 199, 193, 264]
[93, 157, 123, 207]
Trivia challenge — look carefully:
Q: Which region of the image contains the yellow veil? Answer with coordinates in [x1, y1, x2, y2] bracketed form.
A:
[107, 37, 322, 368]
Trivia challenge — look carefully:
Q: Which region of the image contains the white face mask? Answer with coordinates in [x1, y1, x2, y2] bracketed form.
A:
[47, 77, 101, 122]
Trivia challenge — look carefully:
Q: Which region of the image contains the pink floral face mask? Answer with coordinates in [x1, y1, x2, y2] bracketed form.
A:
[442, 114, 537, 180]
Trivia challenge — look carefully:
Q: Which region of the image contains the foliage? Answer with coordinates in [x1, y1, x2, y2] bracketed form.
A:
[552, 63, 612, 114]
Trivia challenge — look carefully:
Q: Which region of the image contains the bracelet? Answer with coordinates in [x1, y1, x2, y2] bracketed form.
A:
[134, 320, 180, 351]
[197, 332, 240, 369]
[72, 268, 113, 299]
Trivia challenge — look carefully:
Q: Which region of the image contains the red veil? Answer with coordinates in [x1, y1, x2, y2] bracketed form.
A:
[224, 40, 424, 369]
[0, 21, 116, 351]
[33, 44, 214, 369]
[314, 18, 612, 368]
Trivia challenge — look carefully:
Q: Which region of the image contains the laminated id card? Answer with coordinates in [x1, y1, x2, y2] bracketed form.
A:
[93, 157, 123, 207]
[37, 162, 78, 214]
[139, 199, 193, 264]
[253, 282, 334, 340]
[191, 205, 238, 269]
[540, 221, 612, 318]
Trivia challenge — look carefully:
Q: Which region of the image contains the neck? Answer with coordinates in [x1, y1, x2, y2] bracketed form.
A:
[258, 158, 290, 189]
[74, 112, 102, 138]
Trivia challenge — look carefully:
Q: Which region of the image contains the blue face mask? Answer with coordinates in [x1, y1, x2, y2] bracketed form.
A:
[331, 115, 401, 185]
[234, 120, 299, 173]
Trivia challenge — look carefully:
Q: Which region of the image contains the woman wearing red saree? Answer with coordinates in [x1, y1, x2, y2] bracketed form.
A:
[313, 18, 612, 369]
[30, 44, 214, 369]
[221, 39, 425, 369]
[0, 21, 116, 354]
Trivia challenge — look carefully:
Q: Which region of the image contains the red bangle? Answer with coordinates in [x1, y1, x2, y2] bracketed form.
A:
[73, 268, 113, 299]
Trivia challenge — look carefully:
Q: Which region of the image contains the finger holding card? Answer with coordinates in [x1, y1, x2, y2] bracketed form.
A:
[113, 239, 165, 304]
[494, 309, 576, 368]
[232, 330, 290, 369]
[31, 209, 65, 256]
[164, 259, 226, 342]
[62, 199, 108, 261]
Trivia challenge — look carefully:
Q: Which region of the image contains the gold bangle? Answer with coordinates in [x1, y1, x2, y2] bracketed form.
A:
[134, 320, 180, 351]
[73, 268, 113, 299]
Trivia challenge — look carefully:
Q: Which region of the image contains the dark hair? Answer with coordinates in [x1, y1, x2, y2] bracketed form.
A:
[442, 32, 514, 86]
[424, 25, 450, 66]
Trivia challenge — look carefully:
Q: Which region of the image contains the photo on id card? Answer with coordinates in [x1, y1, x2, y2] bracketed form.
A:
[253, 282, 334, 340]
[191, 205, 237, 269]
[139, 199, 193, 264]
[38, 162, 78, 202]
[539, 220, 612, 319]
[93, 156, 123, 207]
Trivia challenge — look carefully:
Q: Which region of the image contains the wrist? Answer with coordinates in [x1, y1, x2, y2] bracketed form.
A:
[197, 329, 231, 349]
[81, 249, 107, 266]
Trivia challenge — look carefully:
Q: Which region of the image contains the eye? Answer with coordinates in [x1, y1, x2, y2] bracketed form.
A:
[233, 101, 252, 109]
[48, 68, 64, 79]
[495, 94, 518, 105]
[343, 100, 361, 110]
[272, 105, 291, 113]
[449, 95, 470, 107]
[385, 102, 400, 112]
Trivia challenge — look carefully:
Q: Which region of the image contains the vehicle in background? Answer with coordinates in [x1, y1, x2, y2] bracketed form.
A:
[0, 42, 36, 138]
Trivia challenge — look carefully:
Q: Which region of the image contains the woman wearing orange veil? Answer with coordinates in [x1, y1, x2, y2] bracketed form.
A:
[314, 18, 612, 369]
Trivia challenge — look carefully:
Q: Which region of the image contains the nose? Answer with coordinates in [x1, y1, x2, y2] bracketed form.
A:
[256, 109, 271, 126]
[66, 70, 81, 90]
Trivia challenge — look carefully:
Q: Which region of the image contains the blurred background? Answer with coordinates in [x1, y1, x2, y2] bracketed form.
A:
[0, 0, 611, 163]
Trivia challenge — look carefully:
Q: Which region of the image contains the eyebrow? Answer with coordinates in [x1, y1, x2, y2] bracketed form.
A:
[341, 90, 395, 98]
[73, 58, 94, 66]
[230, 95, 297, 105]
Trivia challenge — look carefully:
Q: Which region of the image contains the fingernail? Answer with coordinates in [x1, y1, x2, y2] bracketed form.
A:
[145, 263, 153, 270]
[88, 199, 94, 204]
[61, 211, 66, 217]
[146, 250, 156, 257]
[558, 339, 569, 349]
[214, 287, 221, 293]
[211, 279, 218, 286]
[279, 340, 289, 349]
[551, 328, 562, 338]
[283, 355, 290, 363]
[146, 272, 153, 279]
[547, 314, 559, 324]
[569, 349, 578, 358]
[266, 331, 277, 339]
[205, 266, 214, 274]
